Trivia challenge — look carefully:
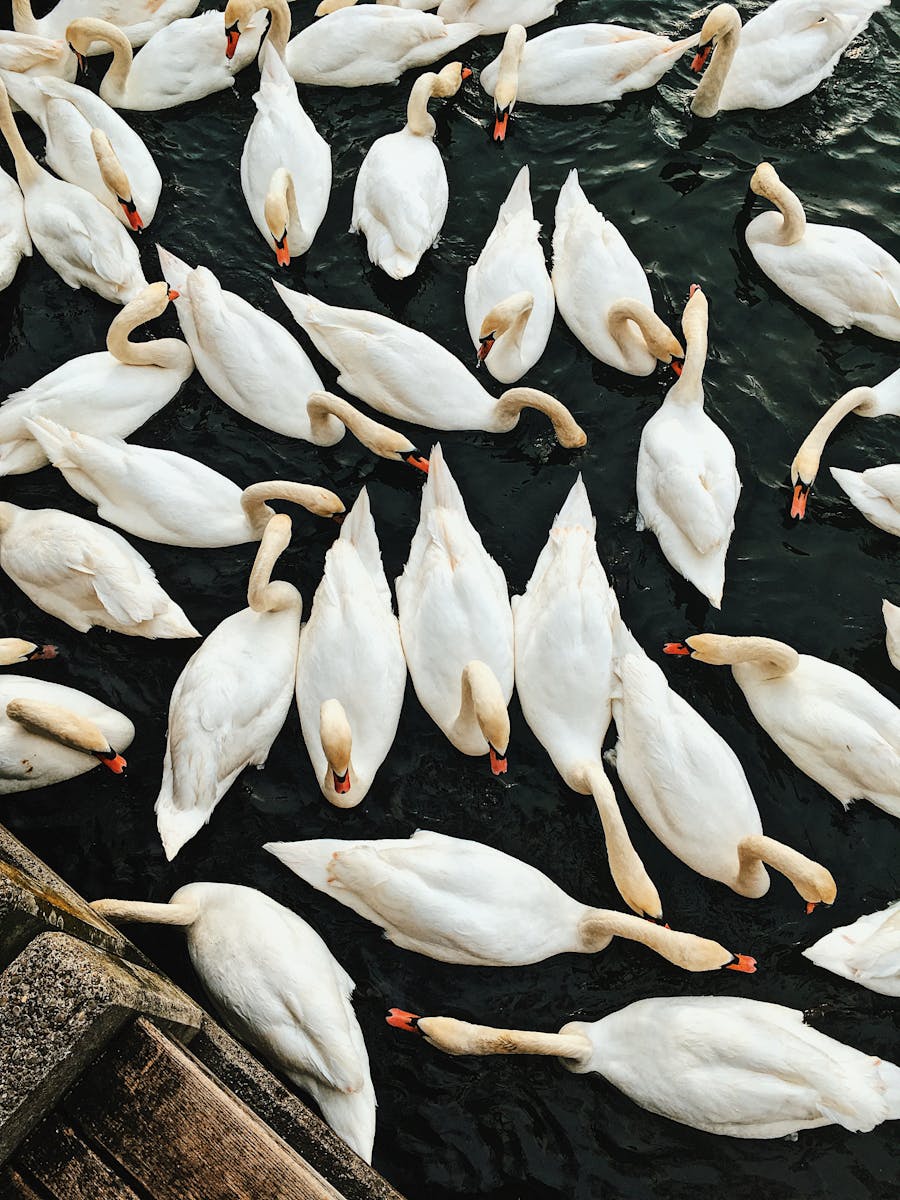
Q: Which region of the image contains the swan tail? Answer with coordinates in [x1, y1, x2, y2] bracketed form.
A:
[880, 1060, 900, 1121]
[553, 169, 588, 231]
[156, 244, 191, 293]
[420, 442, 467, 519]
[551, 474, 595, 534]
[339, 487, 390, 594]
[272, 281, 325, 332]
[264, 838, 356, 891]
[404, 20, 482, 67]
[311, 1084, 376, 1165]
[21, 415, 87, 471]
[497, 165, 533, 227]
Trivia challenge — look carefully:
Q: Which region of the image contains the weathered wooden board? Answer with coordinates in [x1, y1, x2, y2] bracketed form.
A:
[17, 1113, 141, 1200]
[63, 1019, 346, 1200]
[0, 1164, 45, 1199]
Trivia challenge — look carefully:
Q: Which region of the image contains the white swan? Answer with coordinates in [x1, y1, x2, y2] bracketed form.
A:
[884, 599, 900, 670]
[551, 169, 683, 376]
[0, 74, 146, 304]
[0, 166, 30, 291]
[233, 33, 331, 265]
[2, 71, 161, 228]
[690, 0, 891, 117]
[387, 996, 900, 1138]
[787, 367, 900, 517]
[831, 464, 900, 535]
[664, 634, 900, 820]
[804, 900, 900, 996]
[269, 6, 481, 86]
[296, 489, 406, 807]
[13, 0, 200, 50]
[746, 162, 900, 340]
[0, 502, 198, 639]
[0, 675, 132, 793]
[266, 830, 756, 971]
[156, 515, 300, 859]
[0, 31, 76, 82]
[396, 445, 512, 774]
[436, 0, 561, 36]
[66, 13, 264, 110]
[351, 61, 468, 280]
[637, 286, 740, 609]
[611, 633, 836, 908]
[513, 478, 663, 918]
[275, 284, 587, 447]
[465, 165, 554, 384]
[157, 250, 427, 467]
[92, 884, 376, 1161]
[0, 638, 57, 666]
[480, 20, 700, 134]
[24, 419, 345, 547]
[0, 282, 192, 477]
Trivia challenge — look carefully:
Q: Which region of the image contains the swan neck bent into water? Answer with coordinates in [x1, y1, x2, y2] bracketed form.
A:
[455, 661, 509, 759]
[606, 299, 683, 374]
[791, 387, 879, 487]
[240, 480, 344, 537]
[493, 388, 587, 448]
[398, 1015, 593, 1064]
[736, 834, 837, 905]
[67, 20, 133, 99]
[0, 77, 42, 187]
[578, 907, 748, 973]
[751, 163, 807, 246]
[107, 285, 187, 368]
[686, 633, 800, 678]
[246, 513, 302, 613]
[91, 898, 200, 926]
[691, 5, 741, 118]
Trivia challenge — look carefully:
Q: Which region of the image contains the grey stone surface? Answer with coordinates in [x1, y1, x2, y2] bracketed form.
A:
[0, 931, 201, 1165]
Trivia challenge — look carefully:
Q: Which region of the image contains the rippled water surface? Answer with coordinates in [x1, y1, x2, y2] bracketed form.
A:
[2, 1, 900, 1197]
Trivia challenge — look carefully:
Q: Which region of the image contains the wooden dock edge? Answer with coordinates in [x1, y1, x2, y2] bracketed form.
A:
[0, 825, 406, 1200]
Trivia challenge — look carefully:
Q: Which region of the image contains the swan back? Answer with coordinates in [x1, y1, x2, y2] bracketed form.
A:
[803, 901, 900, 996]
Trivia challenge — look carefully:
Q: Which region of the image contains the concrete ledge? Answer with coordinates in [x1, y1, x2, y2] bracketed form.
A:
[0, 931, 201, 1165]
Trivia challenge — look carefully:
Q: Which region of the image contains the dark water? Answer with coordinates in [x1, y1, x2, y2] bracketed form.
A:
[2, 1, 900, 1197]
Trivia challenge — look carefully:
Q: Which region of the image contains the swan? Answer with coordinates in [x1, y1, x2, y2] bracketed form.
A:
[788, 368, 900, 517]
[234, 39, 331, 265]
[266, 830, 756, 971]
[2, 71, 161, 228]
[465, 165, 554, 383]
[0, 282, 192, 477]
[0, 675, 132, 793]
[24, 418, 345, 547]
[13, 0, 200, 50]
[480, 20, 700, 134]
[884, 600, 900, 670]
[0, 502, 198, 639]
[690, 1, 891, 117]
[610, 632, 836, 908]
[0, 31, 76, 83]
[266, 6, 481, 86]
[351, 61, 469, 280]
[512, 476, 662, 920]
[0, 639, 57, 666]
[0, 166, 30, 291]
[804, 900, 900, 996]
[0, 75, 146, 304]
[275, 284, 587, 447]
[92, 884, 376, 1161]
[551, 169, 683, 376]
[156, 515, 301, 860]
[387, 996, 900, 1138]
[316, 0, 440, 10]
[436, 0, 562, 36]
[636, 285, 740, 609]
[396, 445, 512, 775]
[296, 489, 406, 807]
[746, 162, 900, 340]
[663, 634, 900, 820]
[157, 250, 428, 468]
[66, 13, 264, 110]
[830, 464, 900, 535]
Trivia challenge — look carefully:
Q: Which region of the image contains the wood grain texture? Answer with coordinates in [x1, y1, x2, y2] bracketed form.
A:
[0, 1165, 46, 1199]
[63, 1019, 345, 1200]
[16, 1113, 141, 1200]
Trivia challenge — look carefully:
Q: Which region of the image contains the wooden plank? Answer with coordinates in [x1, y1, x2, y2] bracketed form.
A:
[0, 1165, 46, 1199]
[16, 1112, 141, 1200]
[63, 1019, 346, 1200]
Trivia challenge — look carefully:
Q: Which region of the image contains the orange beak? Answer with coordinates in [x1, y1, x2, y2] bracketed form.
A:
[806, 901, 818, 915]
[273, 233, 290, 267]
[118, 197, 143, 232]
[791, 482, 809, 520]
[489, 745, 508, 776]
[96, 749, 127, 774]
[492, 110, 510, 143]
[461, 66, 473, 80]
[671, 360, 683, 377]
[26, 644, 57, 661]
[167, 288, 180, 301]
[476, 334, 495, 367]
[663, 641, 691, 656]
[691, 44, 712, 72]
[386, 1008, 421, 1033]
[689, 283, 700, 297]
[225, 23, 240, 60]
[402, 451, 430, 474]
[726, 954, 757, 974]
[332, 768, 351, 795]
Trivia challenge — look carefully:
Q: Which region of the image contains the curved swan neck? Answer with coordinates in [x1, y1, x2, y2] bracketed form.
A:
[606, 299, 683, 373]
[10, 0, 37, 34]
[579, 909, 743, 972]
[406, 72, 439, 137]
[106, 286, 183, 367]
[669, 287, 707, 398]
[494, 24, 526, 111]
[687, 633, 800, 677]
[69, 20, 133, 96]
[791, 387, 877, 486]
[90, 898, 199, 926]
[246, 513, 301, 612]
[494, 388, 587, 449]
[240, 480, 344, 536]
[306, 391, 422, 463]
[6, 697, 117, 758]
[320, 698, 357, 808]
[0, 77, 42, 187]
[456, 661, 509, 758]
[691, 5, 741, 118]
[261, 0, 291, 57]
[736, 835, 836, 905]
[751, 163, 806, 246]
[403, 1016, 593, 1064]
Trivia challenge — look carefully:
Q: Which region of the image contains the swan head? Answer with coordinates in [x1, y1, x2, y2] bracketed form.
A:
[90, 129, 142, 232]
[6, 698, 127, 772]
[320, 699, 358, 807]
[693, 3, 740, 71]
[264, 168, 293, 267]
[461, 661, 509, 775]
[66, 18, 120, 67]
[493, 24, 526, 141]
[0, 639, 57, 667]
[663, 634, 723, 663]
[432, 61, 473, 98]
[476, 293, 534, 369]
[749, 161, 781, 200]
[223, 0, 260, 60]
